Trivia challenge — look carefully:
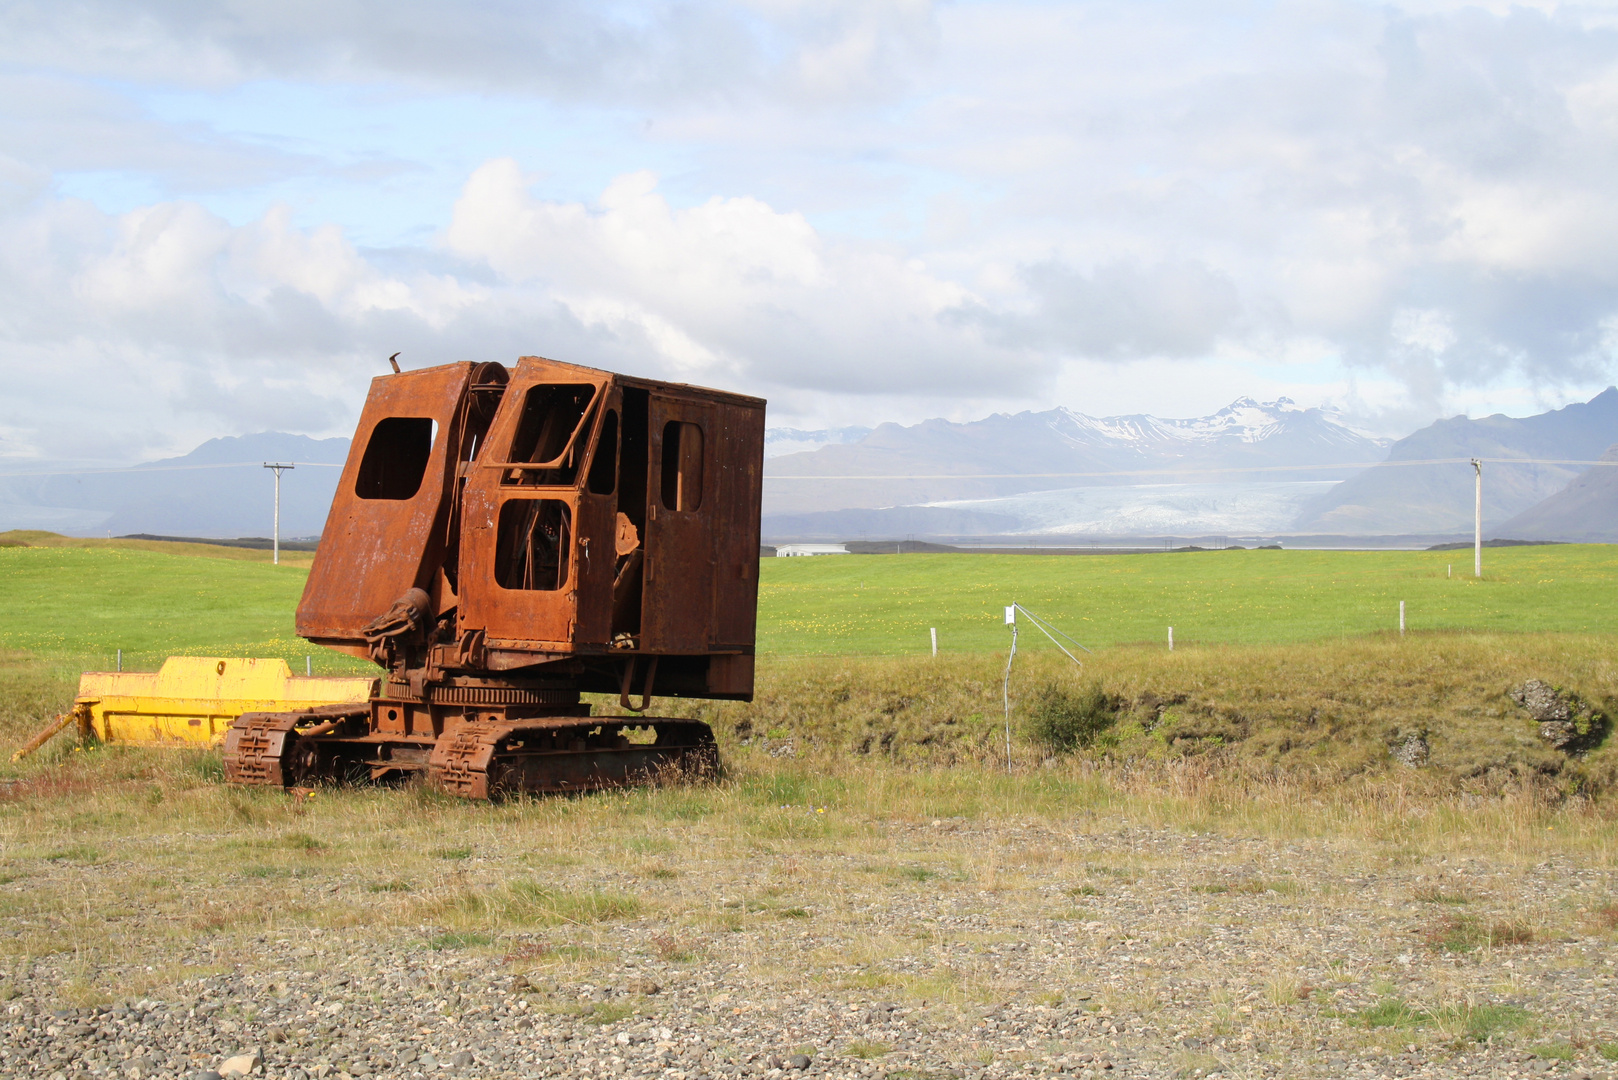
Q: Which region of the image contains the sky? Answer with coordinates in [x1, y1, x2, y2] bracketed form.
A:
[5, 0, 1618, 463]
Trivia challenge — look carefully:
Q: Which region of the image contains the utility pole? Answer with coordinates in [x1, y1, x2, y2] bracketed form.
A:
[1472, 458, 1482, 579]
[264, 463, 295, 565]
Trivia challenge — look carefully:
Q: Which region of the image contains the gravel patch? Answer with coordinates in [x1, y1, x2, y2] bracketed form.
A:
[2, 810, 1615, 1080]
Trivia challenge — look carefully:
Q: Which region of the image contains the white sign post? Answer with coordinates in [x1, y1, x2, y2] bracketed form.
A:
[1002, 606, 1017, 772]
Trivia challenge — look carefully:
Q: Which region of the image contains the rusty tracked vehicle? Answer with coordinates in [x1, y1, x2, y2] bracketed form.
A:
[222, 357, 764, 798]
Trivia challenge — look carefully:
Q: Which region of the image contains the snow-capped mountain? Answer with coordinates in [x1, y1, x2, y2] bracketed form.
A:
[763, 426, 873, 458]
[1051, 398, 1377, 451]
[763, 398, 1389, 518]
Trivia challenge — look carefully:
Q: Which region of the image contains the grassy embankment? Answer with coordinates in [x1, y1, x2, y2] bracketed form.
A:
[0, 534, 1616, 792]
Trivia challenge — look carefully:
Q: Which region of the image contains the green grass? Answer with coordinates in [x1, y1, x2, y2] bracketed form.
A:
[1355, 997, 1532, 1041]
[0, 542, 358, 675]
[843, 1040, 894, 1059]
[3, 538, 1617, 670]
[758, 545, 1618, 655]
[428, 882, 643, 929]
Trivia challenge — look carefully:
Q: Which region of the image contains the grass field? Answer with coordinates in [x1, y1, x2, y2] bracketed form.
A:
[759, 544, 1618, 655]
[3, 533, 1618, 790]
[3, 533, 1617, 668]
[0, 539, 330, 675]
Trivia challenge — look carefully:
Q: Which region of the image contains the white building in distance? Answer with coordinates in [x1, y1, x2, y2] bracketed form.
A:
[774, 544, 850, 557]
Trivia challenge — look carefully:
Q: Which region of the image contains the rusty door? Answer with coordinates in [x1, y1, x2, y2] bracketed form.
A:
[458, 360, 608, 651]
[641, 395, 716, 652]
[708, 400, 765, 650]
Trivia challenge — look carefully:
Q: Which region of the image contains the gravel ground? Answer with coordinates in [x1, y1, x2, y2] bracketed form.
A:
[2, 808, 1616, 1080]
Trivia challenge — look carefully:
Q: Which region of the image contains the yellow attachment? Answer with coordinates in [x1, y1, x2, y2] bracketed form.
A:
[75, 657, 374, 748]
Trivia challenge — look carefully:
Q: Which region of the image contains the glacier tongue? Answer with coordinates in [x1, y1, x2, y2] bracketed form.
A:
[926, 481, 1338, 535]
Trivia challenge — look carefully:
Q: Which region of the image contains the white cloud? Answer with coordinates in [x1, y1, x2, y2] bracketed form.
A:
[3, 0, 1618, 453]
[0, 0, 938, 106]
[0, 161, 1032, 459]
[442, 158, 1022, 395]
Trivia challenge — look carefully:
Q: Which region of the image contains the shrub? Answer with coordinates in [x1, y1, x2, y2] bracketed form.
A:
[1026, 682, 1117, 753]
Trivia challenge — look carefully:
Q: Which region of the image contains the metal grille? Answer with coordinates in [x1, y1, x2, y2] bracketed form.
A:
[428, 686, 578, 706]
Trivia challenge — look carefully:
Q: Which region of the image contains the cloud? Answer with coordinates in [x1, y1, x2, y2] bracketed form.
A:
[5, 0, 1618, 449]
[442, 158, 1022, 394]
[0, 72, 310, 194]
[953, 259, 1244, 360]
[0, 160, 1027, 459]
[0, 0, 938, 106]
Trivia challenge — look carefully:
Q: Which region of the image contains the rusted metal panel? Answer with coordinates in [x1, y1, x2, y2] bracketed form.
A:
[297, 363, 479, 647]
[710, 399, 766, 653]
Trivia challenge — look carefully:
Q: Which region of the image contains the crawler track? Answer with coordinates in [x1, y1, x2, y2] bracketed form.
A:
[223, 707, 717, 799]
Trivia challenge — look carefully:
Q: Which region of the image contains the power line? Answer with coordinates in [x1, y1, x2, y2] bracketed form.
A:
[0, 461, 344, 479]
[762, 457, 1618, 481]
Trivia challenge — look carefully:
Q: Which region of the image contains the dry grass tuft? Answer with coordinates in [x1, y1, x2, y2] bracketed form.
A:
[652, 934, 694, 962]
[1422, 913, 1537, 952]
[425, 881, 642, 930]
[1412, 884, 1473, 904]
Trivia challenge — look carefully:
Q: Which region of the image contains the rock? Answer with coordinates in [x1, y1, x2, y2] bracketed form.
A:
[218, 1049, 262, 1076]
[1511, 679, 1606, 750]
[1539, 719, 1582, 750]
[450, 1050, 475, 1067]
[1392, 733, 1429, 767]
[192, 1073, 223, 1080]
[1512, 679, 1572, 721]
[788, 1054, 812, 1070]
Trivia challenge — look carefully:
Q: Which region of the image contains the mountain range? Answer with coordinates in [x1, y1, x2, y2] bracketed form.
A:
[763, 398, 1388, 520]
[0, 433, 349, 538]
[763, 392, 1618, 540]
[2, 391, 1615, 542]
[1496, 443, 1618, 541]
[1292, 388, 1618, 534]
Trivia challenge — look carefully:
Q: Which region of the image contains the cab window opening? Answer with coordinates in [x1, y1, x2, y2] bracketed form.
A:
[660, 421, 704, 512]
[494, 500, 572, 591]
[355, 417, 436, 500]
[504, 383, 596, 486]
